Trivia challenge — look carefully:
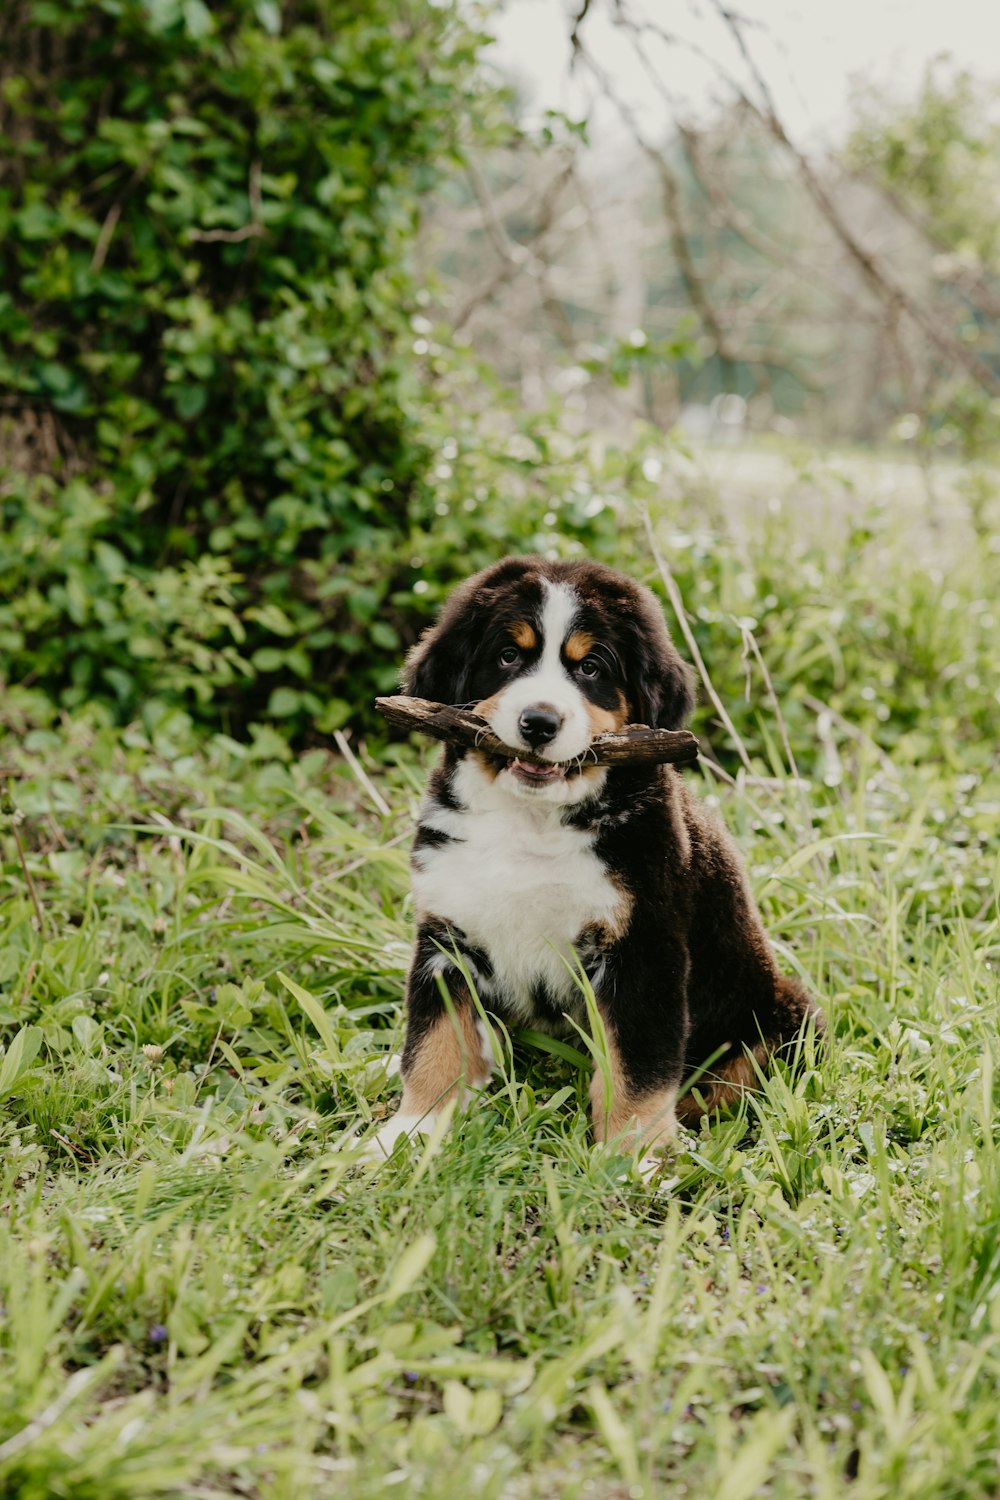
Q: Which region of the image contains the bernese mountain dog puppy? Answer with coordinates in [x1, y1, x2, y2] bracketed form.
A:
[374, 555, 822, 1171]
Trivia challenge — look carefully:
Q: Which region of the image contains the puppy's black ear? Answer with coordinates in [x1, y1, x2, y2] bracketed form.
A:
[402, 616, 473, 704]
[402, 556, 542, 705]
[625, 588, 696, 729]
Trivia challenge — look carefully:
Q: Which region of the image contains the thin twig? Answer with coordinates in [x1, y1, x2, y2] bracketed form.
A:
[327, 830, 412, 882]
[697, 753, 737, 786]
[334, 730, 392, 818]
[640, 505, 756, 775]
[87, 158, 151, 273]
[3, 779, 46, 937]
[740, 623, 814, 837]
[188, 223, 265, 244]
[739, 626, 801, 783]
[568, 0, 593, 59]
[89, 201, 121, 273]
[189, 160, 265, 244]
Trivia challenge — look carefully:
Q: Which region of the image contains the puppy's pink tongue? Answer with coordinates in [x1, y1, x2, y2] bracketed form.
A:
[510, 758, 563, 783]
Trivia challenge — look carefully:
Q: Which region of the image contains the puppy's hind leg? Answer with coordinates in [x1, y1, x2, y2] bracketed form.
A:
[772, 974, 825, 1047]
[677, 977, 825, 1124]
[675, 1043, 769, 1124]
[589, 960, 689, 1180]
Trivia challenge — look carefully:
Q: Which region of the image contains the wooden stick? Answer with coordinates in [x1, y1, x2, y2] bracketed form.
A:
[375, 695, 699, 768]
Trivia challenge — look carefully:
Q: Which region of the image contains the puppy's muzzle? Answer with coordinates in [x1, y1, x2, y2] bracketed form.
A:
[517, 704, 563, 750]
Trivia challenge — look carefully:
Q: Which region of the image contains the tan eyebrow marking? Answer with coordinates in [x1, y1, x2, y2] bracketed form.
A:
[564, 630, 595, 662]
[511, 621, 537, 650]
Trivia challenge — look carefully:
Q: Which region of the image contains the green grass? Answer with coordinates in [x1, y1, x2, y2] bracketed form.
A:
[1, 475, 999, 1498]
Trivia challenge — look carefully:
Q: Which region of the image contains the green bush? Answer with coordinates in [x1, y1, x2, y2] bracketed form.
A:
[0, 0, 503, 732]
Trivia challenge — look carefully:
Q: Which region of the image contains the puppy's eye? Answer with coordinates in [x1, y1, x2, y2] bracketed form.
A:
[578, 656, 602, 679]
[498, 646, 520, 668]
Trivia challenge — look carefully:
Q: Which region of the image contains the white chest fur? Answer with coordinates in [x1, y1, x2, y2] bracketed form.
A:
[412, 759, 623, 1023]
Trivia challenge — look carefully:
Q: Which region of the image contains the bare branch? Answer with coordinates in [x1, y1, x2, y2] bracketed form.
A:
[709, 1, 1000, 398]
[851, 167, 1000, 323]
[569, 0, 594, 63]
[676, 122, 872, 326]
[573, 43, 739, 370]
[189, 161, 265, 245]
[89, 201, 121, 273]
[188, 223, 265, 244]
[452, 152, 579, 339]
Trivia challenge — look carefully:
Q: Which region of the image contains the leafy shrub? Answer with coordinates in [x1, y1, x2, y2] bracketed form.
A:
[0, 0, 506, 732]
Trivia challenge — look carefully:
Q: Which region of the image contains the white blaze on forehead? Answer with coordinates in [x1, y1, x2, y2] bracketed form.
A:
[537, 579, 578, 671]
[486, 578, 594, 765]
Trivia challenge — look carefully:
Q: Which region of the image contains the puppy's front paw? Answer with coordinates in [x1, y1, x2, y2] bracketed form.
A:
[361, 1110, 437, 1163]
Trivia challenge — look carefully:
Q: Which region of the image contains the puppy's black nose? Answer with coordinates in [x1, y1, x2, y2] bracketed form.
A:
[518, 704, 562, 748]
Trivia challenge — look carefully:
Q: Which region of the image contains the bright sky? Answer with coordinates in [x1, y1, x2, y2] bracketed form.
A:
[487, 0, 1000, 145]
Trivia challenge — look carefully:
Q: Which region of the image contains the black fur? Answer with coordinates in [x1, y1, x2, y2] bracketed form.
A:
[393, 556, 823, 1138]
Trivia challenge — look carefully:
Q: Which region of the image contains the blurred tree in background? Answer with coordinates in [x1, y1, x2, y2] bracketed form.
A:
[846, 63, 1000, 451]
[428, 11, 1000, 453]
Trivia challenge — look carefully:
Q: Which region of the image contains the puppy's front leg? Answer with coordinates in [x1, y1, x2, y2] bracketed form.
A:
[589, 949, 689, 1176]
[372, 928, 494, 1158]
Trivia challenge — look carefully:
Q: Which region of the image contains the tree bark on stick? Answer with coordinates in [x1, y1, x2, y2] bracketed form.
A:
[375, 695, 699, 768]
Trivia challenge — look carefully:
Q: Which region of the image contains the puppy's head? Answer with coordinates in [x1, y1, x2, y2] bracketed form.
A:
[404, 556, 694, 803]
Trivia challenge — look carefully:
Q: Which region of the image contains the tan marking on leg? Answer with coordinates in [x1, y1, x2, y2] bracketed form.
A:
[511, 620, 537, 651]
[676, 1045, 768, 1123]
[399, 1006, 493, 1117]
[590, 1031, 677, 1152]
[564, 629, 595, 662]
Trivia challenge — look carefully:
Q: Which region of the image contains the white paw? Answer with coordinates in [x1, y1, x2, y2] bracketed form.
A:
[360, 1111, 437, 1162]
[591, 1137, 672, 1186]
